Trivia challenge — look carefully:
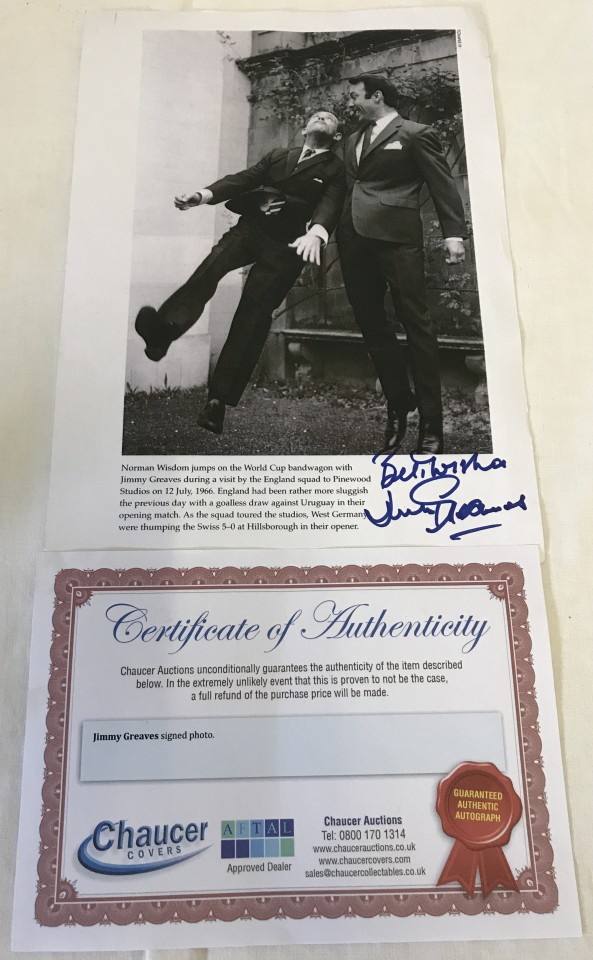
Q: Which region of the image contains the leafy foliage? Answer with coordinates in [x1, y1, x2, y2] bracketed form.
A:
[238, 43, 462, 145]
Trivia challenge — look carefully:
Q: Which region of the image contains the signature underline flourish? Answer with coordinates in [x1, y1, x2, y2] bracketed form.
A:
[364, 453, 527, 539]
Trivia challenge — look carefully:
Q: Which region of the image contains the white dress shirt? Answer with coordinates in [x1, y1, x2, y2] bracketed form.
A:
[355, 111, 397, 163]
[298, 145, 330, 163]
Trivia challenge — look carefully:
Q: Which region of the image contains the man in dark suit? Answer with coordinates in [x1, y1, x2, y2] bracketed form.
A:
[337, 74, 467, 454]
[135, 111, 345, 435]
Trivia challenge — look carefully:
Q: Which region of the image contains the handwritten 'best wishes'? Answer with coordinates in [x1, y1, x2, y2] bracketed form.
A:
[365, 453, 527, 539]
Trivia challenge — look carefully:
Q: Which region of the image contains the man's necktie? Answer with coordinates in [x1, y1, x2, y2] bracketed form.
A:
[359, 122, 376, 163]
[299, 147, 316, 163]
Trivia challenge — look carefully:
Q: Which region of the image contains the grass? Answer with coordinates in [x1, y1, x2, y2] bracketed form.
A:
[122, 381, 492, 457]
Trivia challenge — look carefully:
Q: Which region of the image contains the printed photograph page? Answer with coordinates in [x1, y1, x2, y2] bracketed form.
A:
[44, 8, 542, 550]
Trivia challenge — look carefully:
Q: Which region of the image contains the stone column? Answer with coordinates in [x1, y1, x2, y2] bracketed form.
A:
[126, 29, 251, 391]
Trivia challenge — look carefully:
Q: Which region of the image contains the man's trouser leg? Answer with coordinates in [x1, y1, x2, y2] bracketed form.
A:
[208, 239, 303, 406]
[375, 241, 442, 422]
[157, 225, 255, 340]
[337, 227, 416, 413]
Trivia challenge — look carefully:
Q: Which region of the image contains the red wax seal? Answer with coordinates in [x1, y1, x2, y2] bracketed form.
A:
[436, 761, 522, 897]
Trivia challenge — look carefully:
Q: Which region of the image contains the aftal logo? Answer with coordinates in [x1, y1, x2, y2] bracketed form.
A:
[78, 818, 210, 875]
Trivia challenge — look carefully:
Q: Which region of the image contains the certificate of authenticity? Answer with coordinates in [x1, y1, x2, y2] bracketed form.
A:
[12, 546, 579, 950]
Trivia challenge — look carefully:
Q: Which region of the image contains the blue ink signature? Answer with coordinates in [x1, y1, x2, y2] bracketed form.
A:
[365, 453, 527, 540]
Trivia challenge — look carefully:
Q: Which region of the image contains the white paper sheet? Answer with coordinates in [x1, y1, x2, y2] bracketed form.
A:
[12, 546, 579, 950]
[44, 9, 543, 550]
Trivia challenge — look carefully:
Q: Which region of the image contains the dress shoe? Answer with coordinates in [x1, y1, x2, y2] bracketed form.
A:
[381, 407, 410, 454]
[197, 398, 225, 435]
[416, 418, 444, 454]
[380, 396, 416, 454]
[134, 306, 171, 362]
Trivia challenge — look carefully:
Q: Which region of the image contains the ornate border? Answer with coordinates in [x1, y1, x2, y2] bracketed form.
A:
[36, 562, 557, 926]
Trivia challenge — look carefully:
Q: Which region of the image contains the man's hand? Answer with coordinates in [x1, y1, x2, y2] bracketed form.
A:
[174, 192, 203, 211]
[289, 233, 323, 266]
[444, 238, 465, 264]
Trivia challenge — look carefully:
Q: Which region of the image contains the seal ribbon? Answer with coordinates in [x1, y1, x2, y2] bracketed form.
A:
[436, 761, 522, 897]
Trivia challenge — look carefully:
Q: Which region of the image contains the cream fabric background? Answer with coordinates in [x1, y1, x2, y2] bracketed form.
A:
[1, 1, 591, 958]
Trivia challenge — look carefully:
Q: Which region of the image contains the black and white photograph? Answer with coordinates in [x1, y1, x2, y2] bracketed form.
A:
[44, 9, 541, 551]
[123, 28, 489, 457]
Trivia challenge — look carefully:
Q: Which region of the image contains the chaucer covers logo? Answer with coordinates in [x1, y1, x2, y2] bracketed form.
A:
[77, 817, 210, 875]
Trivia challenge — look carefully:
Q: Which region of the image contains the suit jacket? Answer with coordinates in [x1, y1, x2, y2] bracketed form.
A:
[206, 147, 346, 242]
[342, 115, 467, 244]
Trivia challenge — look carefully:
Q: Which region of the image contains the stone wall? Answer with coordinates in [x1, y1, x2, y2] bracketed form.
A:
[125, 30, 251, 392]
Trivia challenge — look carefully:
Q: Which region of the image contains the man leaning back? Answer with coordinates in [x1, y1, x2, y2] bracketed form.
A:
[135, 111, 346, 436]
